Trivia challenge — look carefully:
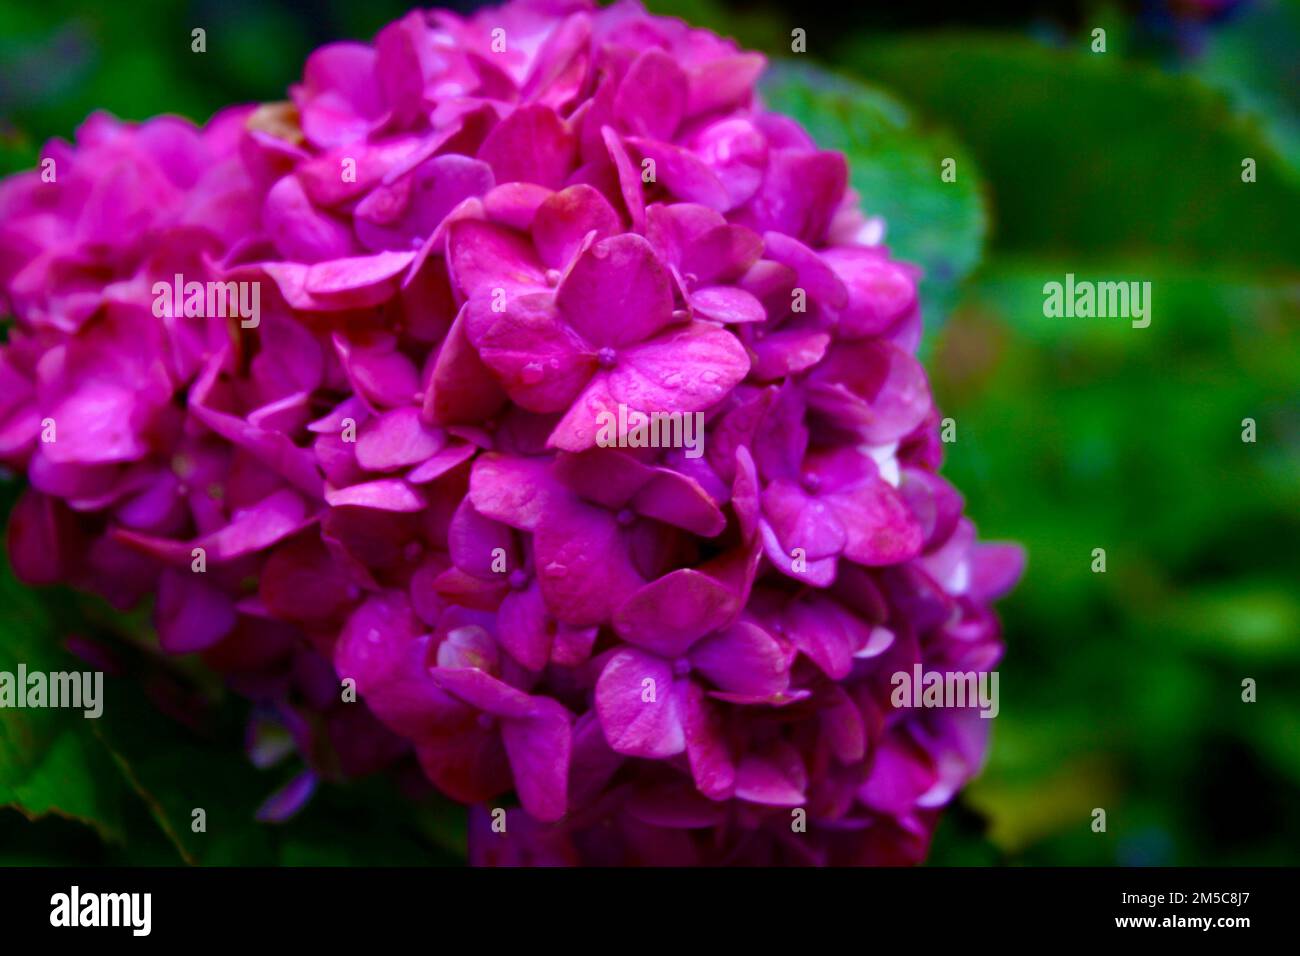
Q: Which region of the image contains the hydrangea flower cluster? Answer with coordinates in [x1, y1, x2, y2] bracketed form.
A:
[0, 0, 1022, 864]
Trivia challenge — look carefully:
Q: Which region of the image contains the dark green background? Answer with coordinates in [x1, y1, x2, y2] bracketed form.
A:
[1, 0, 1297, 865]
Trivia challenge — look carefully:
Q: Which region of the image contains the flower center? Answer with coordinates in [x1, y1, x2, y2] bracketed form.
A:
[801, 472, 822, 494]
[596, 346, 618, 369]
[615, 508, 636, 527]
[508, 568, 530, 590]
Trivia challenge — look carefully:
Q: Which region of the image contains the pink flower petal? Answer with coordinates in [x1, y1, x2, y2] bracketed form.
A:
[595, 648, 685, 759]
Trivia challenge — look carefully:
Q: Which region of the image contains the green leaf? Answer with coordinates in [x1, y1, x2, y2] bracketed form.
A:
[0, 553, 131, 843]
[838, 34, 1300, 272]
[86, 678, 279, 865]
[1196, 0, 1300, 177]
[760, 60, 988, 329]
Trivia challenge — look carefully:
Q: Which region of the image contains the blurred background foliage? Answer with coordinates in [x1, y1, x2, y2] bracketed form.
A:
[0, 0, 1297, 865]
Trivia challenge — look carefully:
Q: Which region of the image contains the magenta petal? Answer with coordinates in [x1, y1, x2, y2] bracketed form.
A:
[263, 174, 353, 263]
[447, 218, 547, 298]
[531, 184, 621, 270]
[608, 322, 749, 414]
[552, 447, 651, 508]
[735, 148, 847, 244]
[750, 327, 831, 380]
[298, 42, 383, 147]
[626, 779, 728, 828]
[645, 202, 761, 283]
[595, 649, 685, 758]
[551, 622, 598, 667]
[615, 49, 687, 141]
[760, 519, 837, 587]
[546, 373, 619, 453]
[477, 103, 576, 190]
[734, 745, 808, 807]
[302, 250, 414, 306]
[430, 667, 535, 720]
[689, 117, 768, 209]
[407, 441, 476, 484]
[678, 679, 735, 799]
[686, 53, 765, 117]
[501, 697, 572, 822]
[601, 125, 646, 232]
[534, 498, 643, 626]
[355, 155, 494, 251]
[898, 467, 965, 552]
[468, 453, 561, 531]
[612, 569, 739, 658]
[828, 478, 923, 567]
[356, 407, 445, 471]
[204, 489, 310, 560]
[555, 233, 673, 347]
[298, 138, 424, 207]
[332, 590, 423, 697]
[424, 308, 509, 426]
[628, 137, 729, 210]
[464, 291, 594, 413]
[689, 621, 789, 697]
[188, 398, 324, 500]
[822, 685, 867, 764]
[521, 9, 592, 109]
[805, 340, 932, 444]
[688, 285, 765, 324]
[969, 542, 1027, 601]
[325, 478, 425, 511]
[156, 569, 237, 654]
[44, 383, 149, 465]
[783, 594, 871, 680]
[762, 231, 849, 309]
[255, 770, 318, 823]
[498, 584, 552, 672]
[822, 247, 918, 337]
[631, 469, 726, 537]
[731, 446, 760, 541]
[859, 731, 937, 815]
[448, 499, 516, 577]
[483, 182, 554, 231]
[333, 333, 421, 410]
[762, 479, 847, 562]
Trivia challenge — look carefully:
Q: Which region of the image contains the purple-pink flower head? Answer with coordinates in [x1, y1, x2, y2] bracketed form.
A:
[0, 0, 1023, 865]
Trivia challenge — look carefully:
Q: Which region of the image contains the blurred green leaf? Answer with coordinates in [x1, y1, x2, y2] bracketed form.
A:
[840, 34, 1300, 272]
[1197, 0, 1300, 176]
[0, 554, 131, 843]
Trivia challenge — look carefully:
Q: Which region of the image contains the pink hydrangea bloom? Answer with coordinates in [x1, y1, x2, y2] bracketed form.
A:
[0, 0, 1023, 862]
